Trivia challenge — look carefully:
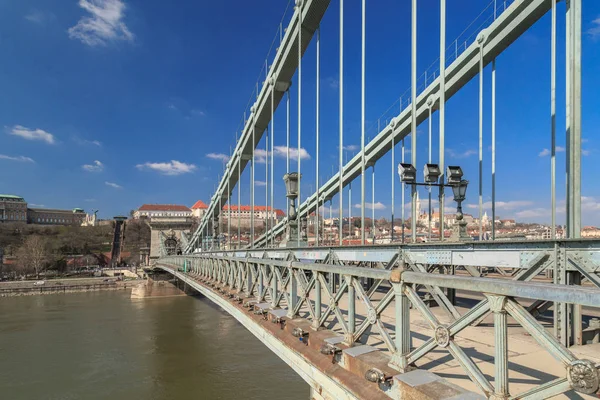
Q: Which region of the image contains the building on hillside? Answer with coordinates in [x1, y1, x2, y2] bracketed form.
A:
[275, 209, 286, 221]
[582, 226, 600, 238]
[27, 208, 87, 225]
[81, 210, 99, 227]
[0, 195, 28, 223]
[1, 194, 87, 225]
[191, 199, 285, 230]
[191, 200, 209, 219]
[133, 204, 192, 220]
[501, 219, 516, 227]
[220, 205, 279, 229]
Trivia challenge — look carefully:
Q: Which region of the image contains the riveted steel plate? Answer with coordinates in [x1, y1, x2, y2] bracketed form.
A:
[425, 251, 452, 265]
[452, 251, 521, 268]
[332, 249, 397, 263]
[295, 250, 329, 261]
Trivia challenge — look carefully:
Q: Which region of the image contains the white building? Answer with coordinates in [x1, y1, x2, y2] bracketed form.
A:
[133, 204, 192, 220]
[191, 200, 209, 219]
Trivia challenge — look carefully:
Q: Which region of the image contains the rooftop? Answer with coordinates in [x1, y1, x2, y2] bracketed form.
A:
[191, 200, 209, 209]
[138, 204, 191, 212]
[0, 194, 24, 201]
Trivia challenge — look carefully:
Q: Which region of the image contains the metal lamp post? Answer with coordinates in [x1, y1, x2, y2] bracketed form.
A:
[282, 172, 306, 247]
[451, 179, 470, 241]
[398, 163, 471, 242]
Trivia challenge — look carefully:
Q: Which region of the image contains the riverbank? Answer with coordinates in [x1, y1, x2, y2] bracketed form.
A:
[0, 277, 141, 297]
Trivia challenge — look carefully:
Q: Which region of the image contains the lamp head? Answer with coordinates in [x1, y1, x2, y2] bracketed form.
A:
[283, 172, 300, 199]
[397, 163, 417, 184]
[423, 163, 441, 184]
[451, 179, 469, 202]
[446, 166, 464, 185]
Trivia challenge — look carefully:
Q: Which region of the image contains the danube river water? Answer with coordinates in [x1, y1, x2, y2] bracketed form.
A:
[0, 291, 308, 400]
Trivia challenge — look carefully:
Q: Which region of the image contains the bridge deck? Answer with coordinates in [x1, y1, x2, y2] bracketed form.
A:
[352, 290, 600, 398]
[166, 266, 600, 398]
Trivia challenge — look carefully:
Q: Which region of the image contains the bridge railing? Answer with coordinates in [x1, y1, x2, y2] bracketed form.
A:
[157, 254, 600, 399]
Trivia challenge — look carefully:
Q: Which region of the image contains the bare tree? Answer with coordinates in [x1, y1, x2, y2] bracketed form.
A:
[16, 235, 49, 279]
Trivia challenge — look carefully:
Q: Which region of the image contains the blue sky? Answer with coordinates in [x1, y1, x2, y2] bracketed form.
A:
[0, 0, 599, 225]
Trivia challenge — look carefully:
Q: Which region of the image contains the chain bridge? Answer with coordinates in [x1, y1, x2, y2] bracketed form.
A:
[152, 1, 600, 398]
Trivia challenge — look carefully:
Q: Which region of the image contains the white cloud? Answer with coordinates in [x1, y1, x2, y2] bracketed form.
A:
[74, 137, 102, 147]
[326, 77, 339, 89]
[255, 180, 267, 187]
[254, 149, 268, 164]
[25, 10, 53, 24]
[318, 205, 346, 215]
[8, 125, 55, 144]
[587, 16, 600, 40]
[191, 109, 206, 117]
[68, 0, 134, 47]
[275, 146, 311, 161]
[355, 202, 386, 210]
[539, 146, 565, 157]
[514, 208, 548, 219]
[0, 154, 35, 163]
[253, 146, 311, 164]
[136, 160, 197, 176]
[29, 203, 45, 207]
[82, 160, 104, 172]
[105, 181, 122, 189]
[206, 153, 230, 162]
[582, 196, 600, 212]
[447, 148, 476, 158]
[467, 200, 534, 210]
[343, 145, 360, 152]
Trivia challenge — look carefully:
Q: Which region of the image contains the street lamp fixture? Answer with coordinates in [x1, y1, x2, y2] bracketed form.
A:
[397, 163, 471, 242]
[398, 163, 417, 184]
[281, 172, 306, 248]
[446, 166, 464, 185]
[451, 179, 468, 203]
[451, 179, 470, 241]
[284, 172, 300, 199]
[423, 163, 441, 184]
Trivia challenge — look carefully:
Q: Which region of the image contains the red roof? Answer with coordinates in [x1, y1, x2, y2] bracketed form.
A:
[275, 209, 285, 217]
[138, 204, 191, 212]
[191, 200, 208, 209]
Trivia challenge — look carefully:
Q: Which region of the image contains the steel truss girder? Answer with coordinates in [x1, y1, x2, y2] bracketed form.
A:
[202, 239, 600, 271]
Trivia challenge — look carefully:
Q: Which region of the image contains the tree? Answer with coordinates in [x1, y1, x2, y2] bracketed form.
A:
[377, 217, 390, 230]
[16, 235, 50, 278]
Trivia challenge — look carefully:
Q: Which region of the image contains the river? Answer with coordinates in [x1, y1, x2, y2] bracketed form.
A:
[0, 291, 308, 399]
